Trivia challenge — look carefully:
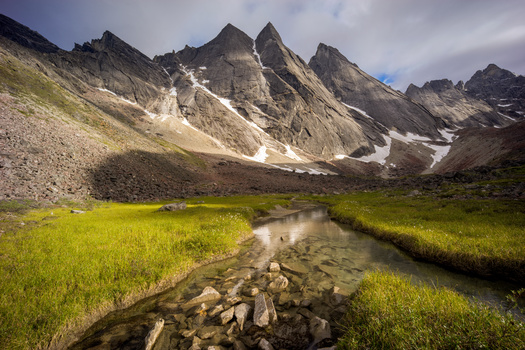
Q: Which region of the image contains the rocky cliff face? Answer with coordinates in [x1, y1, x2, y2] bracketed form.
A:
[48, 30, 170, 107]
[405, 79, 508, 128]
[309, 43, 444, 139]
[464, 64, 525, 121]
[0, 14, 60, 53]
[154, 23, 377, 160]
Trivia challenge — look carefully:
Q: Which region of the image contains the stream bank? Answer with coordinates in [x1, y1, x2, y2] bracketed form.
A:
[69, 204, 520, 350]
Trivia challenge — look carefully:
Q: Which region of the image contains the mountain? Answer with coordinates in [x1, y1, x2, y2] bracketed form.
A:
[405, 79, 508, 128]
[309, 43, 444, 138]
[464, 64, 525, 121]
[0, 14, 524, 203]
[154, 22, 379, 161]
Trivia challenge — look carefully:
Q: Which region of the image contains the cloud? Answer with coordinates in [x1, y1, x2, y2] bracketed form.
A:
[1, 0, 524, 90]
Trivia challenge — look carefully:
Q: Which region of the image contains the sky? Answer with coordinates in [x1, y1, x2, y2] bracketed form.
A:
[2, 0, 525, 91]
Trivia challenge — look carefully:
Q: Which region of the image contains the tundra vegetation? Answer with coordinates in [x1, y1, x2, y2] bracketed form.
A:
[0, 195, 292, 349]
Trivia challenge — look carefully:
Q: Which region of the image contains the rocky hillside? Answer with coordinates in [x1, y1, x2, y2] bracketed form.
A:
[464, 63, 525, 121]
[405, 79, 508, 128]
[0, 13, 524, 202]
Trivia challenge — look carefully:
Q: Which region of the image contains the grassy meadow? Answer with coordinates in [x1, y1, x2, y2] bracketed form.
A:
[309, 190, 525, 282]
[338, 271, 525, 349]
[0, 195, 291, 349]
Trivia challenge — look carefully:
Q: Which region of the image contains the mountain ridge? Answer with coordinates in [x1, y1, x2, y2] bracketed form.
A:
[0, 13, 524, 203]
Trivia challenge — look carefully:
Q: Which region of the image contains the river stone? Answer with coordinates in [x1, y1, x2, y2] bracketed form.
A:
[254, 294, 270, 328]
[280, 262, 308, 276]
[198, 326, 222, 339]
[310, 316, 331, 344]
[268, 275, 289, 293]
[234, 303, 252, 330]
[266, 296, 278, 324]
[181, 328, 198, 338]
[258, 338, 275, 350]
[183, 286, 221, 311]
[209, 304, 225, 317]
[329, 286, 348, 306]
[144, 318, 164, 350]
[233, 339, 248, 350]
[157, 201, 187, 211]
[268, 262, 280, 272]
[220, 306, 235, 325]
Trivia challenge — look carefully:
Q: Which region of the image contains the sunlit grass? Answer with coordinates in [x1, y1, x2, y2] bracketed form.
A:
[307, 191, 525, 281]
[0, 195, 291, 349]
[339, 271, 525, 349]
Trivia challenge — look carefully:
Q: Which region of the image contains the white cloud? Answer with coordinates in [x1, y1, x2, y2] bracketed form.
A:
[2, 0, 524, 90]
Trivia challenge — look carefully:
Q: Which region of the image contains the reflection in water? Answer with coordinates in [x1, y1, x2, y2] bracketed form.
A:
[70, 205, 521, 349]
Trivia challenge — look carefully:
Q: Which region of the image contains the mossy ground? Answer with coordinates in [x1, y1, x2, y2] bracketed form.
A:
[0, 195, 292, 350]
[338, 271, 525, 349]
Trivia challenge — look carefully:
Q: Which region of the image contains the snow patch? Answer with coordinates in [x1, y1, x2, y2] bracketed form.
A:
[284, 145, 302, 161]
[342, 103, 374, 119]
[390, 130, 432, 143]
[169, 87, 177, 96]
[423, 143, 451, 168]
[144, 110, 157, 120]
[438, 128, 457, 143]
[182, 66, 266, 133]
[97, 88, 136, 105]
[253, 41, 268, 69]
[199, 66, 207, 70]
[498, 103, 513, 107]
[498, 112, 516, 121]
[162, 67, 174, 84]
[349, 134, 392, 165]
[306, 167, 328, 175]
[243, 146, 268, 163]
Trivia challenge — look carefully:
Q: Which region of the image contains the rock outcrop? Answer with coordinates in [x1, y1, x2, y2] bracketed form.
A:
[155, 22, 376, 160]
[464, 64, 525, 121]
[309, 43, 444, 139]
[406, 79, 508, 128]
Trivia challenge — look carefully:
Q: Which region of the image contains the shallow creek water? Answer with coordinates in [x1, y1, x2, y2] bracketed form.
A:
[70, 204, 520, 350]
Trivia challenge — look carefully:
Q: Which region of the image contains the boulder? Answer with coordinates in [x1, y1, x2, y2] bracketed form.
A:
[220, 306, 235, 325]
[310, 316, 331, 344]
[70, 210, 85, 214]
[234, 303, 252, 330]
[243, 287, 259, 297]
[253, 294, 270, 328]
[268, 262, 280, 272]
[157, 201, 187, 211]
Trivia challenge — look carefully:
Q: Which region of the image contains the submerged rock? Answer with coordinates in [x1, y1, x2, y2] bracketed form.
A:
[268, 275, 289, 293]
[182, 286, 221, 311]
[234, 303, 252, 330]
[144, 318, 164, 350]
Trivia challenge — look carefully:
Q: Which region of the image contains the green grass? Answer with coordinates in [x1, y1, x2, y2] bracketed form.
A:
[338, 271, 525, 349]
[306, 191, 525, 282]
[0, 195, 291, 350]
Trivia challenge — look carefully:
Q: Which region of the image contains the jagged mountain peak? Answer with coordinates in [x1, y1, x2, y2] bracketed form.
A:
[257, 22, 283, 44]
[0, 13, 60, 53]
[205, 22, 254, 52]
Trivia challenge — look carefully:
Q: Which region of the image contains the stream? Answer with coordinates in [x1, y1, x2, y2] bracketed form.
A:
[70, 204, 521, 350]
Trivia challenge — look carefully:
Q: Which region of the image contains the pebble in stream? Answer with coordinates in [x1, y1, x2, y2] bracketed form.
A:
[139, 259, 345, 350]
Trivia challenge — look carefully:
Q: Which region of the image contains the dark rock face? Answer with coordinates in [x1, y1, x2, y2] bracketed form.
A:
[49, 30, 170, 106]
[309, 43, 444, 139]
[155, 22, 375, 160]
[406, 79, 509, 128]
[464, 64, 525, 121]
[0, 14, 60, 53]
